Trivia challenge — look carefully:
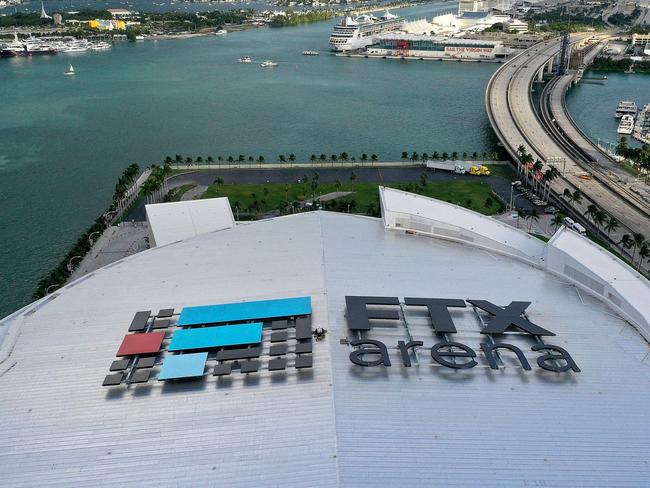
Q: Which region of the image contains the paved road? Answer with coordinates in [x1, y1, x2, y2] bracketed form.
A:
[486, 36, 650, 243]
[125, 167, 532, 221]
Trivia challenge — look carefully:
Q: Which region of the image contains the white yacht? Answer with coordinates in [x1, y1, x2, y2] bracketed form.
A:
[260, 60, 278, 68]
[238, 56, 252, 63]
[329, 11, 404, 52]
[617, 114, 634, 135]
[615, 101, 637, 118]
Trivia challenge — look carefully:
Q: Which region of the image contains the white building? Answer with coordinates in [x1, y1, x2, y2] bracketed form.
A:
[0, 188, 649, 486]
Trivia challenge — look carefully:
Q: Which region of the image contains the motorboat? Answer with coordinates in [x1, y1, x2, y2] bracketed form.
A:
[260, 60, 278, 68]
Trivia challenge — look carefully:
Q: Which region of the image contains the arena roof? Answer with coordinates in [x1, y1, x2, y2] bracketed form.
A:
[1, 190, 649, 486]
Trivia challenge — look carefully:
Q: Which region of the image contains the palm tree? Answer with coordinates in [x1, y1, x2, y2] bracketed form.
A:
[331, 154, 338, 163]
[185, 157, 193, 167]
[340, 152, 348, 162]
[462, 152, 468, 159]
[442, 152, 449, 159]
[310, 154, 317, 163]
[196, 156, 203, 166]
[207, 156, 214, 164]
[319, 154, 327, 163]
[619, 234, 633, 252]
[631, 233, 646, 261]
[551, 213, 565, 231]
[584, 204, 598, 222]
[238, 155, 245, 162]
[279, 154, 286, 162]
[604, 216, 619, 237]
[451, 151, 458, 160]
[516, 208, 527, 229]
[421, 152, 428, 162]
[411, 152, 419, 162]
[432, 151, 439, 159]
[371, 154, 378, 162]
[289, 154, 296, 162]
[401, 151, 408, 161]
[227, 156, 234, 163]
[258, 156, 264, 163]
[572, 189, 583, 205]
[593, 209, 607, 229]
[248, 156, 254, 162]
[361, 153, 368, 162]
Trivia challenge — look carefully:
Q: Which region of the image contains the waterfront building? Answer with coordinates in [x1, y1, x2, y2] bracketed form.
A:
[1, 188, 648, 486]
[88, 19, 127, 31]
[504, 18, 528, 33]
[367, 34, 510, 60]
[107, 8, 133, 19]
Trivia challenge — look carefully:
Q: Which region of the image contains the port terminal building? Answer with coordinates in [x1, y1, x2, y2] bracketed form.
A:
[367, 34, 510, 60]
[0, 188, 649, 486]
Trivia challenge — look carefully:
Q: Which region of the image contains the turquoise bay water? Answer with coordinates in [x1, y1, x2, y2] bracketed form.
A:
[0, 2, 499, 317]
[566, 71, 650, 150]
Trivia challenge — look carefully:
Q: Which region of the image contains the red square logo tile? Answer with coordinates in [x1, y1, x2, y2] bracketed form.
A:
[117, 332, 165, 356]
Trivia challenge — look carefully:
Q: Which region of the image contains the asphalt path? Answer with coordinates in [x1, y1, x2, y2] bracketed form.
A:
[126, 167, 533, 221]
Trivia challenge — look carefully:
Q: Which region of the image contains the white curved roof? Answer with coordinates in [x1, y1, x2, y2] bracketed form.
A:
[1, 201, 649, 486]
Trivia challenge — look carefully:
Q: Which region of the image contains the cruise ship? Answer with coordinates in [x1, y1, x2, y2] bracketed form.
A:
[329, 11, 404, 52]
[617, 114, 634, 135]
[615, 100, 637, 118]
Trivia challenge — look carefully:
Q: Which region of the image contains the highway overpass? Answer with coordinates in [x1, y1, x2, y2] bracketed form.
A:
[485, 34, 650, 271]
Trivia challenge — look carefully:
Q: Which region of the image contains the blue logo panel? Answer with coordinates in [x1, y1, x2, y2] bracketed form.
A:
[169, 323, 263, 352]
[158, 352, 208, 380]
[177, 297, 311, 326]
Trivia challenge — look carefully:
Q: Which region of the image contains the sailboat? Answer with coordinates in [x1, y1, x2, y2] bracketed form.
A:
[64, 64, 75, 75]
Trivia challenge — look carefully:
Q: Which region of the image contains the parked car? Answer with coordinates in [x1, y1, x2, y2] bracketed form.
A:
[544, 206, 558, 214]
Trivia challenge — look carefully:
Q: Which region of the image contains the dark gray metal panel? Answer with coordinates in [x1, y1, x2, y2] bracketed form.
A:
[130, 370, 151, 383]
[157, 308, 175, 318]
[215, 347, 262, 361]
[135, 357, 156, 369]
[109, 359, 130, 371]
[295, 322, 312, 340]
[240, 360, 260, 373]
[128, 311, 151, 332]
[102, 373, 123, 386]
[270, 344, 288, 356]
[271, 331, 288, 343]
[269, 357, 287, 371]
[213, 363, 232, 376]
[271, 320, 288, 330]
[152, 319, 171, 329]
[295, 355, 313, 369]
[295, 342, 312, 354]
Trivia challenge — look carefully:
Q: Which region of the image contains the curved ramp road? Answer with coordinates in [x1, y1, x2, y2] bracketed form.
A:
[486, 36, 650, 248]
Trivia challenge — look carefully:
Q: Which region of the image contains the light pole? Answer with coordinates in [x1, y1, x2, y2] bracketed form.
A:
[67, 255, 83, 274]
[88, 231, 102, 247]
[509, 181, 521, 212]
[46, 284, 61, 295]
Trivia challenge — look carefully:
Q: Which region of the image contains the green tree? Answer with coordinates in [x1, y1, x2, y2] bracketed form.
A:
[401, 151, 408, 160]
[361, 153, 368, 162]
[289, 153, 296, 162]
[604, 216, 619, 236]
[371, 154, 378, 162]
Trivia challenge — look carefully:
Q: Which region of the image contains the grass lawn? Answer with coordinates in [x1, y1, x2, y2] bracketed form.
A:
[201, 180, 502, 216]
